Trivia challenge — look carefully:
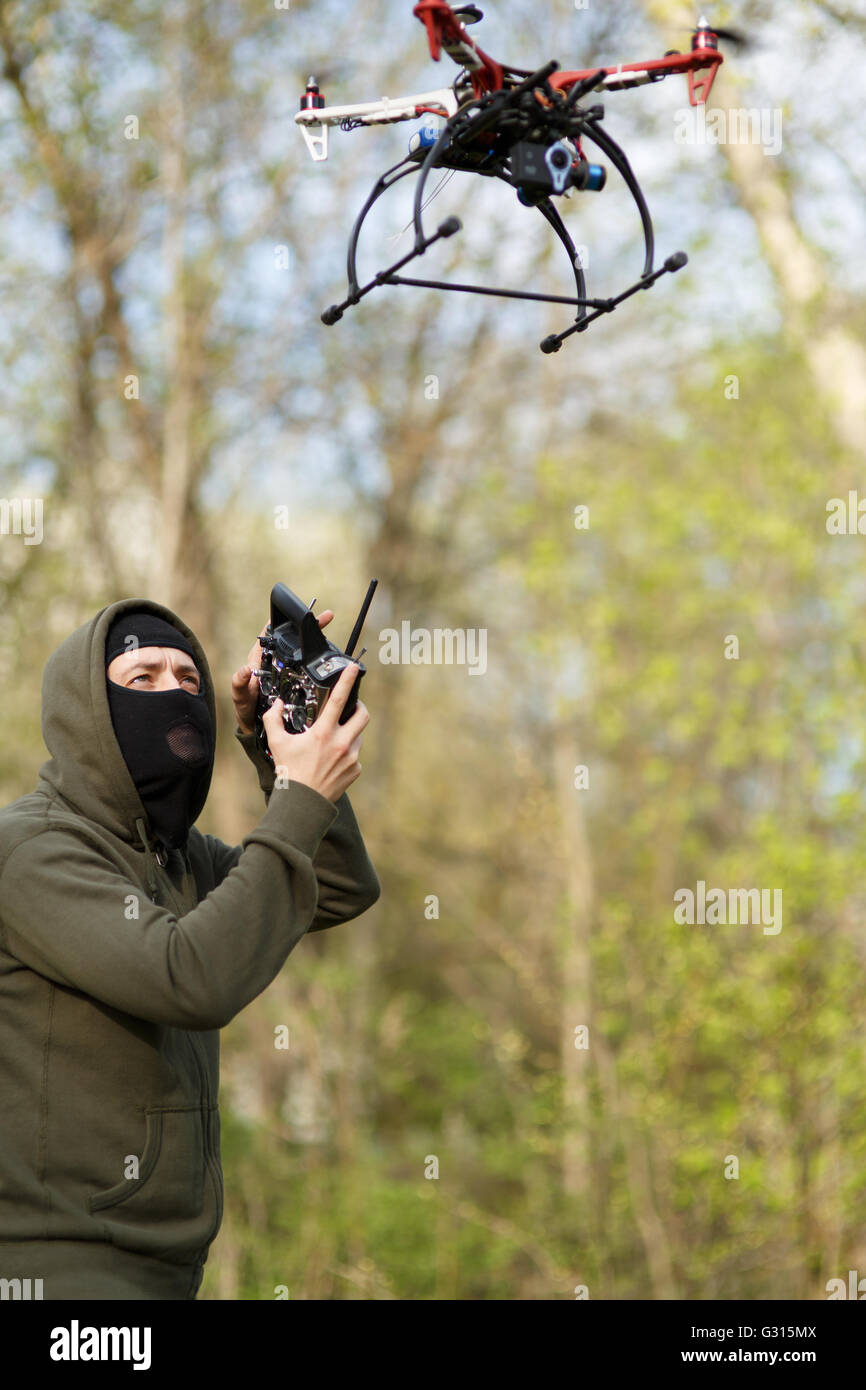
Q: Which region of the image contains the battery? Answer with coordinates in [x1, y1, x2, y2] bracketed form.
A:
[409, 119, 446, 156]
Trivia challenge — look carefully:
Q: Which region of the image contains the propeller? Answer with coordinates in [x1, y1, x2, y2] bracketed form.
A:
[695, 15, 754, 50]
[453, 5, 484, 23]
[299, 60, 353, 89]
[711, 25, 752, 48]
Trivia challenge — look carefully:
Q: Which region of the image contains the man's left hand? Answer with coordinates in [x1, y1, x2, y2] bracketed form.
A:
[232, 610, 335, 736]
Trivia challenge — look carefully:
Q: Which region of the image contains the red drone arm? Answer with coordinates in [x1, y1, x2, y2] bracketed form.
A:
[414, 1, 723, 108]
[413, 0, 503, 96]
[550, 48, 723, 108]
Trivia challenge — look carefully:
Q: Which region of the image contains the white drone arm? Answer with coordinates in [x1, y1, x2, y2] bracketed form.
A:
[598, 65, 652, 91]
[295, 87, 459, 162]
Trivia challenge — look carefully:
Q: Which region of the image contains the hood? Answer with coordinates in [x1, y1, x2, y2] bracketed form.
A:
[37, 596, 217, 848]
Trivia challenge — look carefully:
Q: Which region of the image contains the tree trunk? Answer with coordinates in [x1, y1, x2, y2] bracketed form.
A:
[553, 720, 593, 1202]
[158, 4, 194, 611]
[642, 0, 866, 461]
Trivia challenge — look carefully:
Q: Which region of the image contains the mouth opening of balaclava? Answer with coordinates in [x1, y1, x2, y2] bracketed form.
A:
[105, 611, 215, 851]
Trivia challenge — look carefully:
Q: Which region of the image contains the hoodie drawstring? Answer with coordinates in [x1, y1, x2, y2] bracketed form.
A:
[135, 817, 161, 903]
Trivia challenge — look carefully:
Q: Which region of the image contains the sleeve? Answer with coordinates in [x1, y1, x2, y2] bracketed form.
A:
[0, 780, 341, 1033]
[234, 725, 278, 802]
[214, 726, 380, 931]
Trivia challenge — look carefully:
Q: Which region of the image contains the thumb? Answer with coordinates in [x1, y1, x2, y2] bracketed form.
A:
[262, 699, 283, 723]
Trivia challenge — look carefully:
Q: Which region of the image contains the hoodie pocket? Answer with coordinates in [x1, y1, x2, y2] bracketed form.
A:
[88, 1105, 210, 1225]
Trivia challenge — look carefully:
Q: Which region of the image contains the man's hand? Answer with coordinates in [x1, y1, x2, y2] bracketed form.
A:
[232, 609, 335, 736]
[262, 662, 368, 804]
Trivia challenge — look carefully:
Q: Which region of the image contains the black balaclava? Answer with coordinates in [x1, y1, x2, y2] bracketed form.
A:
[105, 611, 215, 851]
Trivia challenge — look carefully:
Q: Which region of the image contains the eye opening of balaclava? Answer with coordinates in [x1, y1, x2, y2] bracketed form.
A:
[105, 611, 215, 852]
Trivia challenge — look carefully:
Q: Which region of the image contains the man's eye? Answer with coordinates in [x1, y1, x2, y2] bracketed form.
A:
[129, 673, 198, 688]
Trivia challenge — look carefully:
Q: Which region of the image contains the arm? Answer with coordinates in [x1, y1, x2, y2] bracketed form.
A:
[220, 726, 380, 929]
[0, 780, 339, 1032]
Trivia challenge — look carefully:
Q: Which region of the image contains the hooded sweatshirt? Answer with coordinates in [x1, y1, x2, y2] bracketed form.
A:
[0, 596, 380, 1300]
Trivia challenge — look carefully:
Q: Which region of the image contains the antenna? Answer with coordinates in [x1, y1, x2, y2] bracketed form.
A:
[345, 579, 378, 658]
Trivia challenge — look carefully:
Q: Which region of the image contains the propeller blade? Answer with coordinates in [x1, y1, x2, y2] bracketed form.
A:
[712, 25, 753, 49]
[453, 5, 483, 24]
[695, 17, 754, 50]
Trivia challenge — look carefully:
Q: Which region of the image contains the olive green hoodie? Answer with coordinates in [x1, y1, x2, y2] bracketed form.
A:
[0, 596, 379, 1300]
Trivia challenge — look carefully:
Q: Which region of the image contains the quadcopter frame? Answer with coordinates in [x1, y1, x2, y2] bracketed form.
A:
[296, 5, 725, 353]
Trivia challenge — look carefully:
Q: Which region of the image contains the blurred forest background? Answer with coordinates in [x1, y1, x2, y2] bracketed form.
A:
[1, 0, 866, 1299]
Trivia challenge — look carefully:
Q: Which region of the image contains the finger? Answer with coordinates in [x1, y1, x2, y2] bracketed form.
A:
[317, 610, 335, 629]
[262, 699, 284, 729]
[245, 626, 269, 668]
[340, 699, 369, 736]
[262, 699, 315, 741]
[318, 662, 360, 728]
[232, 679, 259, 721]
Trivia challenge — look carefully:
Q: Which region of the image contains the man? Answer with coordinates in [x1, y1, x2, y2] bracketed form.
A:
[0, 595, 379, 1300]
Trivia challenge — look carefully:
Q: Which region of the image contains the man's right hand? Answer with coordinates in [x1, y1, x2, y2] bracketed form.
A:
[261, 662, 368, 804]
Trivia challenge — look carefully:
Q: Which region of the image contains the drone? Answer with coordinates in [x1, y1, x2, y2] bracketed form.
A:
[296, 3, 739, 353]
